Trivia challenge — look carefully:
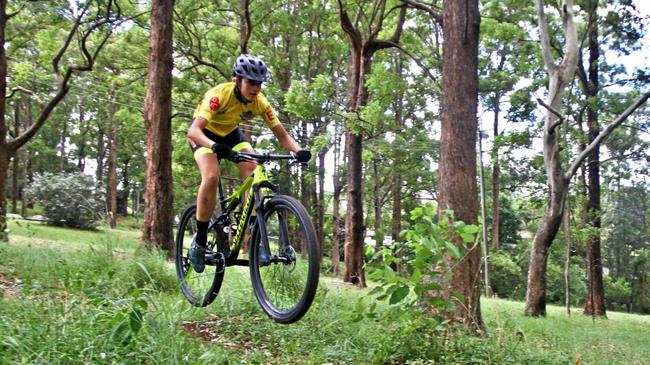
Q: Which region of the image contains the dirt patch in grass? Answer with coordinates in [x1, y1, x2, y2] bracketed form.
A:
[181, 315, 255, 352]
[181, 313, 286, 362]
[0, 273, 20, 299]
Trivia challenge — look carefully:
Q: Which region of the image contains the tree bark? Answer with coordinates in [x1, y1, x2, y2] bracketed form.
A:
[478, 128, 491, 297]
[562, 207, 573, 315]
[525, 0, 579, 316]
[0, 0, 9, 239]
[316, 149, 326, 257]
[96, 128, 105, 187]
[77, 103, 87, 172]
[491, 95, 501, 251]
[21, 97, 31, 218]
[373, 159, 383, 249]
[141, 0, 175, 256]
[107, 100, 119, 229]
[331, 130, 343, 276]
[581, 0, 606, 317]
[437, 0, 483, 330]
[11, 100, 19, 214]
[344, 130, 366, 285]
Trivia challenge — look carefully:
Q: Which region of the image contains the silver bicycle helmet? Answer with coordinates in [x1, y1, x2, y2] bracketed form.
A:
[232, 54, 270, 82]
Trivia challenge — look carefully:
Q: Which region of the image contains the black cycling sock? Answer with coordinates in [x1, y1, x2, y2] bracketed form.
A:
[195, 220, 209, 246]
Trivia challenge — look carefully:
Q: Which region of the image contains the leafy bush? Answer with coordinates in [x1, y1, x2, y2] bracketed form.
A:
[364, 204, 479, 321]
[604, 275, 631, 311]
[25, 172, 104, 229]
[490, 252, 526, 299]
[545, 257, 587, 306]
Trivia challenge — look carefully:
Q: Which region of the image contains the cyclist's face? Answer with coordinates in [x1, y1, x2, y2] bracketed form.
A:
[240, 78, 263, 101]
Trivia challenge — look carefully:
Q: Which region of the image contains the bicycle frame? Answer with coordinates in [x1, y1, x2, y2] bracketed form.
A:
[211, 162, 278, 266]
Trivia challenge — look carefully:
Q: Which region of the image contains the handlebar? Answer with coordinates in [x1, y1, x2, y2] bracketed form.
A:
[226, 150, 298, 164]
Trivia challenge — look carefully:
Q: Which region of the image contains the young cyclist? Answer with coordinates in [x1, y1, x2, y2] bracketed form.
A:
[187, 54, 310, 273]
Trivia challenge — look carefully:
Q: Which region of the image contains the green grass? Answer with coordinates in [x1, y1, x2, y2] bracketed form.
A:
[1, 223, 649, 364]
[6, 217, 141, 252]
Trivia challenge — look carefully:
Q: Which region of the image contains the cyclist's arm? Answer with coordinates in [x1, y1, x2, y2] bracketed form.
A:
[270, 123, 301, 153]
[187, 116, 215, 148]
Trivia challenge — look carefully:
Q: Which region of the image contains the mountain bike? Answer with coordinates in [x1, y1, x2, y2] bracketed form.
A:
[174, 149, 320, 324]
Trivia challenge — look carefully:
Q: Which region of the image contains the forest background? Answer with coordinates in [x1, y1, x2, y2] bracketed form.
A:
[1, 0, 650, 357]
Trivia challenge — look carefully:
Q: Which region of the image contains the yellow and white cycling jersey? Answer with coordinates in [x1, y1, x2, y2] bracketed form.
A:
[192, 82, 280, 137]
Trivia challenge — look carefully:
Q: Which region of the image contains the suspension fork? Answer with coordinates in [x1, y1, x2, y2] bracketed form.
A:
[253, 181, 278, 264]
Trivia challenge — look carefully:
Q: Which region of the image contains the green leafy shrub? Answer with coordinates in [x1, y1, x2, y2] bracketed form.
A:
[604, 275, 631, 311]
[490, 252, 526, 299]
[545, 257, 587, 306]
[25, 172, 104, 230]
[364, 204, 479, 321]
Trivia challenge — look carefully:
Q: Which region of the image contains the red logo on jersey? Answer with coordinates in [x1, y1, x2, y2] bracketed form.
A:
[209, 97, 220, 111]
[264, 106, 275, 121]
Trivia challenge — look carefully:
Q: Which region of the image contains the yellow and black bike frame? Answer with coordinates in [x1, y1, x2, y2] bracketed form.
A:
[212, 163, 277, 266]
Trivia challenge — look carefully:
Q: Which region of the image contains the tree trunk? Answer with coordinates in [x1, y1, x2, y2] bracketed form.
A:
[525, 179, 567, 316]
[491, 95, 501, 251]
[117, 157, 131, 215]
[525, 0, 579, 316]
[373, 159, 383, 249]
[59, 101, 68, 170]
[331, 130, 342, 276]
[21, 97, 31, 218]
[478, 128, 491, 297]
[344, 130, 366, 286]
[639, 267, 647, 313]
[0, 0, 9, 240]
[316, 149, 326, 258]
[141, 0, 175, 256]
[107, 101, 119, 229]
[437, 0, 483, 330]
[96, 128, 105, 187]
[11, 100, 19, 214]
[340, 29, 365, 286]
[582, 0, 606, 317]
[77, 103, 87, 172]
[337, 1, 406, 287]
[562, 207, 573, 315]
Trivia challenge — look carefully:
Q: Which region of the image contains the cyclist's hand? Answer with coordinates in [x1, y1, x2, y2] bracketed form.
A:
[295, 150, 311, 163]
[211, 143, 232, 158]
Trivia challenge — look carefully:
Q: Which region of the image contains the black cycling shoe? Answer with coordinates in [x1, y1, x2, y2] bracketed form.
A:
[188, 239, 207, 273]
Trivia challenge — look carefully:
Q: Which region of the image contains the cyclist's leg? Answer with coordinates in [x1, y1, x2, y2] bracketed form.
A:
[195, 152, 221, 223]
[188, 136, 221, 273]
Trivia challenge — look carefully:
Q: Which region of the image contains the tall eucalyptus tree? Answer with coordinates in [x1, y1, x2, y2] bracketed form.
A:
[437, 0, 483, 330]
[142, 0, 175, 254]
[525, 0, 650, 316]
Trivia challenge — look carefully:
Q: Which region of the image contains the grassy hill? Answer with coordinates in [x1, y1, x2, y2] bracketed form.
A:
[1, 218, 648, 364]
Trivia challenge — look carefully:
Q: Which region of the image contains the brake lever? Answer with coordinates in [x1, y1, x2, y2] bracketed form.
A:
[288, 159, 308, 167]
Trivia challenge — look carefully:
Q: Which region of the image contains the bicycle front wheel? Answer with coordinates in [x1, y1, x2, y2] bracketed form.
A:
[175, 204, 224, 307]
[249, 195, 320, 324]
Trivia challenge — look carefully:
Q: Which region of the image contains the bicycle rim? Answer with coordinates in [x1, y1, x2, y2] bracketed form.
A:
[249, 195, 320, 323]
[175, 204, 224, 307]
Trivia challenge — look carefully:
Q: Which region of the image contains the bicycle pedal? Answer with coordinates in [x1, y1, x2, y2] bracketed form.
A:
[204, 251, 226, 273]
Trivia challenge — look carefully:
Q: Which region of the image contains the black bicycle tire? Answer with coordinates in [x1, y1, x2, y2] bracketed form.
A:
[249, 195, 320, 324]
[175, 203, 224, 307]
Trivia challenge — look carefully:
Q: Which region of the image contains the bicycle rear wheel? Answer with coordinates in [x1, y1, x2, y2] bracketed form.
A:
[249, 195, 320, 324]
[175, 204, 224, 307]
